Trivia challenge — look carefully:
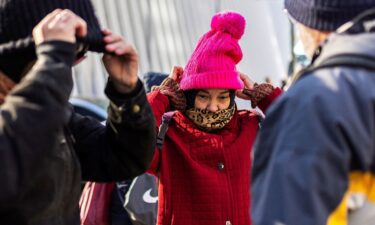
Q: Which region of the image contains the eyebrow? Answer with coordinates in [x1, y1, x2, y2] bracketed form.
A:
[198, 90, 230, 95]
[199, 90, 210, 94]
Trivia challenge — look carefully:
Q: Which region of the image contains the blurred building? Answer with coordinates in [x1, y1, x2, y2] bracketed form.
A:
[72, 0, 291, 108]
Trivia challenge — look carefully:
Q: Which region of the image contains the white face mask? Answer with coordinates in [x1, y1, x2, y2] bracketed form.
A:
[295, 23, 331, 62]
[296, 25, 317, 60]
[293, 40, 311, 67]
[285, 10, 314, 65]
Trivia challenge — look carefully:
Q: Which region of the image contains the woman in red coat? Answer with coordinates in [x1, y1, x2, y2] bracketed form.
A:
[147, 11, 282, 225]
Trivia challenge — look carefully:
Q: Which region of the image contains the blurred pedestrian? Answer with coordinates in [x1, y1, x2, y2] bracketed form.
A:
[252, 1, 375, 225]
[143, 72, 168, 93]
[264, 76, 273, 85]
[110, 72, 168, 225]
[0, 0, 155, 224]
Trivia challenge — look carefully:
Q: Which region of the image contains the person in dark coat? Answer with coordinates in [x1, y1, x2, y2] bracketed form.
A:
[0, 0, 155, 224]
[110, 72, 167, 225]
[252, 1, 375, 225]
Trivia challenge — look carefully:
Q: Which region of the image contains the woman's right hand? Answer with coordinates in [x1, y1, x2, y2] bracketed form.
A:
[151, 66, 186, 111]
[168, 66, 184, 83]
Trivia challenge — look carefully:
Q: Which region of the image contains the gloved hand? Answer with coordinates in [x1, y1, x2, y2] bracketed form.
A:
[151, 66, 186, 111]
[235, 72, 275, 108]
[243, 83, 274, 108]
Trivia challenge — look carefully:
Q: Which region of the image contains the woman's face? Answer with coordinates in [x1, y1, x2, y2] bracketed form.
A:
[194, 89, 231, 112]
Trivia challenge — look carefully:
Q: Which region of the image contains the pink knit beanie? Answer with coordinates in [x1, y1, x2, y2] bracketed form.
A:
[179, 11, 246, 91]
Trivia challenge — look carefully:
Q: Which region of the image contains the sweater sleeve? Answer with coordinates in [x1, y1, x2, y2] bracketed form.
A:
[0, 41, 75, 203]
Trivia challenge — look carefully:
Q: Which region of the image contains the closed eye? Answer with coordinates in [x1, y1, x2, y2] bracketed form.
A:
[219, 95, 230, 100]
[197, 95, 209, 100]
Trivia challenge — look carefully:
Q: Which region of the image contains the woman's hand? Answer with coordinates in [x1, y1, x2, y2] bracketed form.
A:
[102, 29, 139, 94]
[168, 66, 184, 83]
[236, 72, 255, 100]
[151, 66, 186, 111]
[238, 72, 276, 109]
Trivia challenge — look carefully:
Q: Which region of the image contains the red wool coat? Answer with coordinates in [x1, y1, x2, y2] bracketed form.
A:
[147, 88, 281, 225]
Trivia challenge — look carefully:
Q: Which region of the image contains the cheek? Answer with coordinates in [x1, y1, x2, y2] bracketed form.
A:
[194, 98, 207, 110]
[220, 99, 231, 109]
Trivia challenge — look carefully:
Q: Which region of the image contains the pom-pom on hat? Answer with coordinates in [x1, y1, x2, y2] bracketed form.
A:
[179, 11, 246, 91]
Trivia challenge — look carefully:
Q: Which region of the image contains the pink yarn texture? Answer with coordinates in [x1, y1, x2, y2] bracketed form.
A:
[179, 11, 246, 91]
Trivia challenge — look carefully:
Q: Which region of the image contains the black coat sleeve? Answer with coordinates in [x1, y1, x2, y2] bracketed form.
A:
[0, 41, 75, 204]
[72, 78, 156, 182]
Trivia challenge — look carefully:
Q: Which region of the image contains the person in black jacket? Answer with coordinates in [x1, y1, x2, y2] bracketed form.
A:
[0, 0, 155, 224]
[110, 72, 168, 225]
[252, 1, 375, 225]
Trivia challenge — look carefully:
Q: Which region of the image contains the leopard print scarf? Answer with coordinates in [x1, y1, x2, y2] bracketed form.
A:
[185, 105, 235, 131]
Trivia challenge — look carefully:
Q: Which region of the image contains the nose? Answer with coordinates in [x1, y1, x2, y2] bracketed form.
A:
[207, 101, 219, 112]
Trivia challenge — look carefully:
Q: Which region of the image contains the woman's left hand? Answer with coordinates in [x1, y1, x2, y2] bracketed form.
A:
[236, 72, 255, 100]
[102, 29, 139, 94]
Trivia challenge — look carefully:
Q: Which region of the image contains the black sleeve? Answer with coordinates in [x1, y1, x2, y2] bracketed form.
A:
[72, 79, 156, 182]
[0, 41, 75, 203]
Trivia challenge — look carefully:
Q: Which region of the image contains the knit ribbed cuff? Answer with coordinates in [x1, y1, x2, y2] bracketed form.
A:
[243, 83, 274, 108]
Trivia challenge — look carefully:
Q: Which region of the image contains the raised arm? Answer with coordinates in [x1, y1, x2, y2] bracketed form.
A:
[73, 28, 156, 182]
[237, 72, 282, 112]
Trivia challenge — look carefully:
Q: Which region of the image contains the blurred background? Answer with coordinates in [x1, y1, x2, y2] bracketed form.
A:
[72, 0, 295, 109]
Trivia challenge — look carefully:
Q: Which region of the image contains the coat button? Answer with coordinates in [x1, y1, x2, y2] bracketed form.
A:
[218, 163, 224, 171]
[132, 104, 141, 113]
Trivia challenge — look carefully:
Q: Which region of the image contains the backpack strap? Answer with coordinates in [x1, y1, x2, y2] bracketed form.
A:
[257, 113, 265, 129]
[249, 109, 265, 129]
[294, 54, 375, 83]
[156, 111, 176, 150]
